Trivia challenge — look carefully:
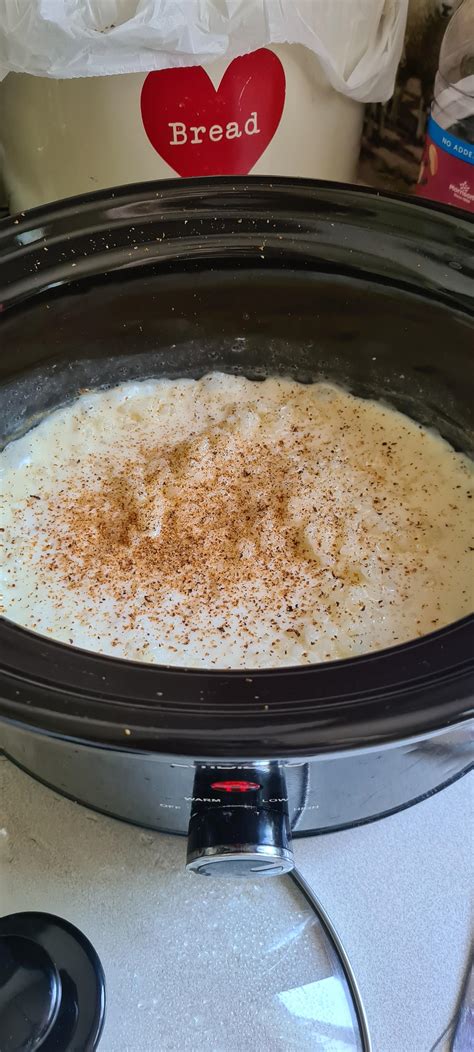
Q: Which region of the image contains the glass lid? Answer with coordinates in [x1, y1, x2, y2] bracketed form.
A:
[120, 863, 371, 1051]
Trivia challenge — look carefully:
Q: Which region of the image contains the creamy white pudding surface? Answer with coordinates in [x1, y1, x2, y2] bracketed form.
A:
[1, 375, 473, 668]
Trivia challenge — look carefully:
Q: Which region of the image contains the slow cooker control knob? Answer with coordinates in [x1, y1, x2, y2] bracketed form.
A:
[186, 765, 294, 877]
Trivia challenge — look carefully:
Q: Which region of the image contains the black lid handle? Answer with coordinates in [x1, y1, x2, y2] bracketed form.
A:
[0, 914, 105, 1051]
[0, 935, 61, 1051]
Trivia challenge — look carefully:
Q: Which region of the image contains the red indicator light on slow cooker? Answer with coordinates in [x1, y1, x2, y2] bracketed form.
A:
[210, 780, 261, 793]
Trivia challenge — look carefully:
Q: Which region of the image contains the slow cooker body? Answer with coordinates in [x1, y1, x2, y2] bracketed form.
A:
[0, 179, 472, 873]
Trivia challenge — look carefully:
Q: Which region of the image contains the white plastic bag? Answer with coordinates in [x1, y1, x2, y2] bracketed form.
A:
[0, 0, 408, 102]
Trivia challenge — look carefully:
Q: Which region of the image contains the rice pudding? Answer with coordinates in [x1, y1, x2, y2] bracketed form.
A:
[1, 375, 472, 668]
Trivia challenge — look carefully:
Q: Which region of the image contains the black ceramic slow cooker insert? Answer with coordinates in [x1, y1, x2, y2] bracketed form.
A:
[0, 178, 472, 877]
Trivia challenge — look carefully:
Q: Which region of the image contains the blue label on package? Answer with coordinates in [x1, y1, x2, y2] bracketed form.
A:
[428, 115, 474, 165]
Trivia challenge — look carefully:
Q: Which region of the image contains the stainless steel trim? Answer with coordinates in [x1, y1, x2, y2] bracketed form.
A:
[186, 844, 295, 876]
[1, 720, 471, 836]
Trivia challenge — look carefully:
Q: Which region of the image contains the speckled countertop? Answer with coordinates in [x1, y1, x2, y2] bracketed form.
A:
[0, 759, 471, 1052]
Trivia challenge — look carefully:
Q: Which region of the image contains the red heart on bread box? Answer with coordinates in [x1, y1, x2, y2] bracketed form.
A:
[140, 48, 286, 177]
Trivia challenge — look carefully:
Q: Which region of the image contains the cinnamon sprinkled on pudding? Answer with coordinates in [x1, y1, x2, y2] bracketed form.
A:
[1, 375, 472, 668]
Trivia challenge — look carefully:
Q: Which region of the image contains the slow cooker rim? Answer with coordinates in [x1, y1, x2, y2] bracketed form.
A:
[0, 614, 472, 757]
[0, 176, 472, 317]
[2, 172, 472, 228]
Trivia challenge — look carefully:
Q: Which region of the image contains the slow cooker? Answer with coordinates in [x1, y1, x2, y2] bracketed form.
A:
[0, 178, 473, 879]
